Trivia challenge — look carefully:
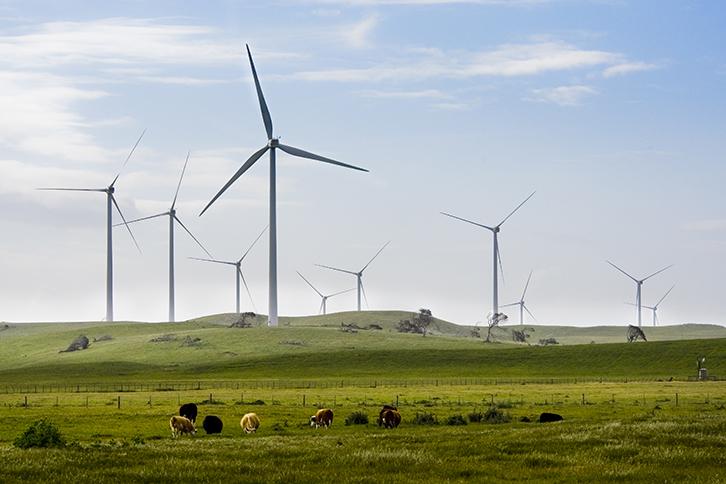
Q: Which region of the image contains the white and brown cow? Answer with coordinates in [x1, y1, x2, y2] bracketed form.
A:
[310, 408, 334, 429]
[241, 413, 260, 434]
[170, 415, 197, 437]
[380, 409, 401, 429]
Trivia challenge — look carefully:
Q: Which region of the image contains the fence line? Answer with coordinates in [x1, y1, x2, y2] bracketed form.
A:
[1, 376, 713, 394]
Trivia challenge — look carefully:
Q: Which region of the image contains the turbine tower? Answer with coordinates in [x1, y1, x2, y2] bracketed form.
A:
[296, 271, 355, 315]
[190, 226, 267, 314]
[316, 241, 390, 312]
[607, 261, 672, 327]
[501, 269, 538, 325]
[200, 45, 368, 327]
[38, 131, 145, 322]
[120, 153, 212, 322]
[441, 192, 535, 315]
[626, 285, 675, 327]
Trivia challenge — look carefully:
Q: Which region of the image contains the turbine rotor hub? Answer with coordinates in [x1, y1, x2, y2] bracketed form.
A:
[268, 138, 280, 148]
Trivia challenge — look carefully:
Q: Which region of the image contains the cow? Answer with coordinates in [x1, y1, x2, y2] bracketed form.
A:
[179, 403, 198, 424]
[377, 405, 398, 427]
[241, 413, 260, 434]
[539, 412, 563, 423]
[170, 415, 197, 437]
[380, 409, 401, 429]
[310, 408, 334, 429]
[202, 415, 224, 434]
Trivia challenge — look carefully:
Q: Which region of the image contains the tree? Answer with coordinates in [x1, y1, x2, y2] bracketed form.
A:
[484, 312, 508, 343]
[396, 308, 438, 337]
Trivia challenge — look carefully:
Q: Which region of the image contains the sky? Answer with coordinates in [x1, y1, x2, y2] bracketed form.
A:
[0, 0, 724, 327]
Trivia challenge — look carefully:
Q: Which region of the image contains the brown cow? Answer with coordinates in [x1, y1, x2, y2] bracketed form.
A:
[310, 408, 334, 429]
[377, 405, 398, 427]
[170, 415, 197, 437]
[380, 409, 401, 429]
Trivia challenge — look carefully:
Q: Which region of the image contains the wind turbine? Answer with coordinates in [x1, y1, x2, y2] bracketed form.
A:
[190, 226, 267, 314]
[441, 191, 536, 315]
[501, 269, 538, 325]
[37, 131, 145, 322]
[607, 261, 672, 327]
[316, 241, 390, 312]
[119, 153, 212, 322]
[199, 44, 368, 327]
[296, 271, 355, 315]
[626, 285, 675, 327]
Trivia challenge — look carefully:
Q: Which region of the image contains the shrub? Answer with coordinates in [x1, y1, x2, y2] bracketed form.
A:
[445, 414, 467, 426]
[412, 412, 439, 426]
[468, 410, 484, 423]
[345, 411, 369, 426]
[483, 406, 511, 424]
[13, 418, 66, 449]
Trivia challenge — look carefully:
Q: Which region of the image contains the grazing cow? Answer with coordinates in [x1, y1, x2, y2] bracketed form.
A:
[170, 415, 197, 437]
[310, 408, 334, 429]
[202, 415, 224, 434]
[179, 403, 198, 424]
[377, 405, 398, 427]
[539, 412, 563, 423]
[380, 409, 401, 429]
[241, 413, 260, 434]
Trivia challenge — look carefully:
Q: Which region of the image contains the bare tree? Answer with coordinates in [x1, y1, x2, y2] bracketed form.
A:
[484, 312, 508, 343]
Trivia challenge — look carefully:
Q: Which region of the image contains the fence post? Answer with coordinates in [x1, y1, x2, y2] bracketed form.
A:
[396, 395, 399, 407]
[24, 396, 28, 407]
[302, 394, 305, 406]
[676, 393, 678, 406]
[118, 396, 121, 409]
[582, 394, 585, 405]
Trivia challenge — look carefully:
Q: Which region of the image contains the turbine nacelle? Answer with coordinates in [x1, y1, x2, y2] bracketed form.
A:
[268, 138, 280, 148]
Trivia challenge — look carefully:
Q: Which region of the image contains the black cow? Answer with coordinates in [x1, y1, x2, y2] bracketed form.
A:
[539, 412, 563, 423]
[202, 415, 223, 434]
[179, 403, 198, 424]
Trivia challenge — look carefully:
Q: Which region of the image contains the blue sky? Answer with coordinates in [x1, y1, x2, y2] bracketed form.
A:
[0, 0, 724, 327]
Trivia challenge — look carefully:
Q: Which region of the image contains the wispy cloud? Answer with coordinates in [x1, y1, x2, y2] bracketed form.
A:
[356, 88, 450, 99]
[603, 61, 659, 77]
[525, 85, 599, 105]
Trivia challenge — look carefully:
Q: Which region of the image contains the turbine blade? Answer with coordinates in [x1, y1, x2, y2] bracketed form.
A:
[498, 191, 536, 227]
[315, 264, 357, 276]
[643, 264, 673, 282]
[113, 212, 167, 227]
[361, 240, 390, 272]
[523, 304, 539, 324]
[522, 269, 533, 300]
[318, 299, 325, 315]
[111, 129, 146, 187]
[654, 285, 675, 308]
[296, 270, 323, 297]
[246, 44, 273, 140]
[278, 144, 368, 172]
[171, 151, 190, 210]
[174, 215, 213, 258]
[200, 145, 269, 216]
[360, 281, 369, 310]
[440, 212, 495, 231]
[36, 187, 106, 192]
[189, 257, 236, 266]
[500, 302, 520, 308]
[497, 245, 505, 286]
[239, 267, 256, 313]
[329, 287, 356, 298]
[606, 260, 638, 283]
[111, 194, 141, 254]
[239, 225, 268, 262]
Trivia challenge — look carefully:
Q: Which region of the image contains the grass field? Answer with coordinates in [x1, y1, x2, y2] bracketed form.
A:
[1, 313, 726, 482]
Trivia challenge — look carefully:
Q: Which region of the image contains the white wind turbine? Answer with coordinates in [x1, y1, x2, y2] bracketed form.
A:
[316, 241, 390, 312]
[37, 131, 145, 322]
[441, 192, 536, 316]
[607, 261, 672, 327]
[626, 284, 675, 327]
[296, 271, 355, 315]
[501, 269, 538, 325]
[119, 153, 212, 322]
[200, 45, 368, 327]
[190, 226, 267, 314]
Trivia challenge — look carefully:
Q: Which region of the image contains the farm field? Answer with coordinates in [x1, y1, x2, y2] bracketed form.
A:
[1, 313, 726, 482]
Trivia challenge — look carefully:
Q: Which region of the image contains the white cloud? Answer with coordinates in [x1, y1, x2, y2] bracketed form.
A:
[526, 85, 599, 105]
[355, 89, 450, 99]
[679, 220, 726, 232]
[603, 61, 659, 77]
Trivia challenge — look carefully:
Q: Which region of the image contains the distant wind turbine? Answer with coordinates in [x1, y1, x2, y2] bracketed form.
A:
[316, 241, 390, 312]
[37, 131, 146, 322]
[441, 191, 536, 315]
[199, 44, 368, 327]
[607, 261, 672, 327]
[626, 284, 675, 327]
[501, 269, 538, 325]
[296, 271, 355, 315]
[119, 153, 212, 322]
[190, 226, 267, 314]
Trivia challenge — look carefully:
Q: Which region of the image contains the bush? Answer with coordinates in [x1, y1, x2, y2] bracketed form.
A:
[412, 412, 439, 426]
[345, 411, 369, 426]
[483, 406, 511, 424]
[445, 414, 467, 426]
[13, 418, 66, 449]
[468, 411, 484, 423]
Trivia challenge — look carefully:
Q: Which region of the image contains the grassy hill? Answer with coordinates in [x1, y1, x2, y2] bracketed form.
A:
[0, 311, 724, 385]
